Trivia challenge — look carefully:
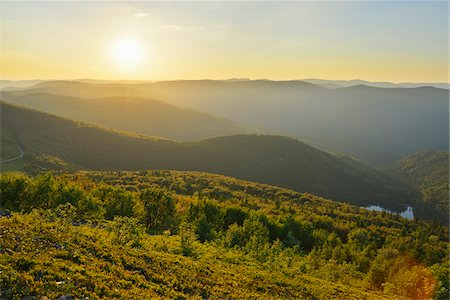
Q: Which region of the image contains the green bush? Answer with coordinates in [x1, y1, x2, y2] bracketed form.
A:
[179, 222, 197, 256]
[0, 172, 29, 210]
[140, 188, 177, 231]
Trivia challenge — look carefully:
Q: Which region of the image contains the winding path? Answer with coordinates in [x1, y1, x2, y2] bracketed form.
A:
[0, 144, 24, 164]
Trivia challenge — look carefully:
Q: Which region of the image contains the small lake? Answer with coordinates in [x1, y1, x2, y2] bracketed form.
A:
[364, 205, 414, 220]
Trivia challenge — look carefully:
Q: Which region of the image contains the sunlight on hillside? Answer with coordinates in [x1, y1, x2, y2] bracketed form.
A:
[0, 1, 448, 299]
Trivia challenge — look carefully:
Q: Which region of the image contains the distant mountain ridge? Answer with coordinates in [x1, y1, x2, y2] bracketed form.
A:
[0, 91, 258, 142]
[2, 79, 447, 166]
[303, 78, 450, 89]
[1, 102, 413, 211]
[0, 80, 45, 89]
[2, 78, 447, 89]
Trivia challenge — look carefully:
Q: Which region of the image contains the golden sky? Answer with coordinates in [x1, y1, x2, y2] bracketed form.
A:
[0, 2, 448, 83]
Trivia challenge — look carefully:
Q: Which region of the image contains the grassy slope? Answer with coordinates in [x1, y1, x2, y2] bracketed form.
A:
[0, 214, 385, 300]
[0, 137, 20, 160]
[1, 170, 448, 299]
[0, 133, 27, 172]
[0, 102, 413, 210]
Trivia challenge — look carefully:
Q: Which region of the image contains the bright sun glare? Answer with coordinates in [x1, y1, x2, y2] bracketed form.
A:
[111, 37, 144, 71]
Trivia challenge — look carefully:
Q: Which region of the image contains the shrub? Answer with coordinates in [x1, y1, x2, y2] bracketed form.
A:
[222, 223, 245, 248]
[76, 194, 104, 220]
[0, 173, 29, 210]
[179, 222, 197, 256]
[108, 216, 145, 247]
[223, 206, 248, 228]
[140, 189, 177, 231]
[94, 186, 141, 219]
[187, 199, 224, 241]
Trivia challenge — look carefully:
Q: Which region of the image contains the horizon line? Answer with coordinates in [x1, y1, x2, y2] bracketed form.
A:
[1, 77, 449, 85]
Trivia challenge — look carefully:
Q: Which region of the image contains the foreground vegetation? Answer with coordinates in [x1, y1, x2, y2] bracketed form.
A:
[1, 171, 448, 299]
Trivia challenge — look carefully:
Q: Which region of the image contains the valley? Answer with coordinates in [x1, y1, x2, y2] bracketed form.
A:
[1, 2, 448, 299]
[3, 80, 447, 166]
[1, 101, 416, 213]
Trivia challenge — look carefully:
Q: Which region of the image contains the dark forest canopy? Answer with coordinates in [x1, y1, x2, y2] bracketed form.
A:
[386, 151, 449, 223]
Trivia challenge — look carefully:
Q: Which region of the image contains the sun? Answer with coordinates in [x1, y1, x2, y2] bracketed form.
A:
[111, 37, 144, 71]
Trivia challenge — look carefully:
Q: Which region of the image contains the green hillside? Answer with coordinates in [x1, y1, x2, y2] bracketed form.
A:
[0, 91, 257, 141]
[1, 171, 448, 299]
[1, 102, 413, 211]
[4, 79, 448, 165]
[386, 151, 449, 223]
[0, 136, 21, 161]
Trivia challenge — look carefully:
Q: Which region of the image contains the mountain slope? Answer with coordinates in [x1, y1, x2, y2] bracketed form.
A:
[2, 213, 386, 300]
[0, 79, 45, 89]
[3, 171, 447, 299]
[0, 91, 257, 141]
[5, 79, 448, 165]
[1, 102, 413, 210]
[386, 151, 449, 222]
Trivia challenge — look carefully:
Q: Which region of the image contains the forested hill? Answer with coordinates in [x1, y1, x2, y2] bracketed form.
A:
[1, 102, 413, 211]
[4, 79, 447, 165]
[386, 151, 449, 222]
[0, 91, 257, 141]
[0, 171, 448, 299]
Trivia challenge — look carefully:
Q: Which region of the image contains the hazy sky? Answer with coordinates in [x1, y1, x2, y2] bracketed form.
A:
[0, 1, 448, 82]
